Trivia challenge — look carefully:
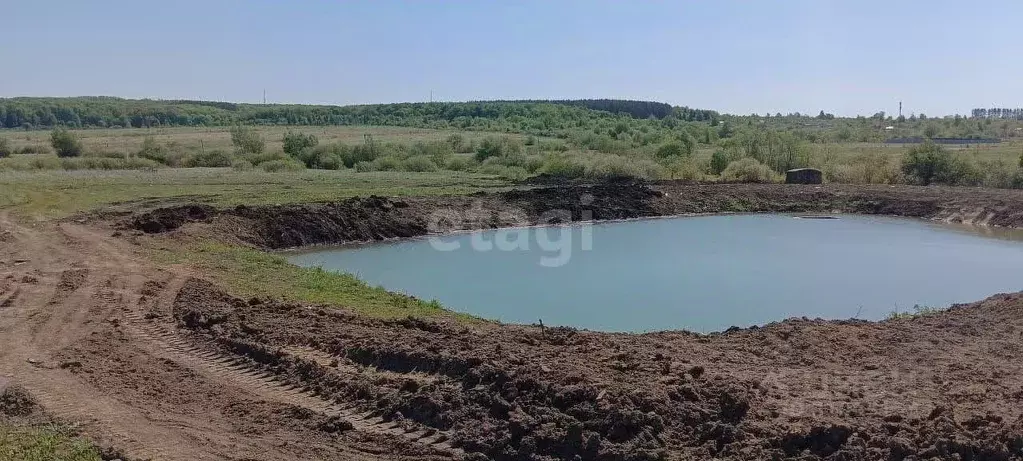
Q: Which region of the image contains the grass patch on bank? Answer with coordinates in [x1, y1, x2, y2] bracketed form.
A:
[0, 425, 102, 461]
[158, 242, 471, 320]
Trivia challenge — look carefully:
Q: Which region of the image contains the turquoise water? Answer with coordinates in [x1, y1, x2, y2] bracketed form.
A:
[287, 214, 1023, 333]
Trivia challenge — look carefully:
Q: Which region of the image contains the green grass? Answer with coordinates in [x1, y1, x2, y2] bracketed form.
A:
[0, 168, 511, 219]
[0, 425, 101, 461]
[153, 242, 474, 320]
[886, 304, 945, 320]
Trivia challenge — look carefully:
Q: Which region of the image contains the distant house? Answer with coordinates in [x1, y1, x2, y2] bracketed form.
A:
[786, 168, 823, 185]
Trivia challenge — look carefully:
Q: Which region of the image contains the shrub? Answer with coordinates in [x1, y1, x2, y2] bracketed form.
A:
[663, 157, 704, 181]
[402, 155, 438, 172]
[411, 140, 454, 165]
[655, 141, 687, 159]
[446, 133, 467, 152]
[372, 155, 402, 171]
[720, 157, 780, 183]
[542, 156, 587, 179]
[50, 128, 83, 158]
[0, 137, 11, 158]
[587, 156, 664, 181]
[231, 159, 254, 171]
[260, 158, 305, 172]
[524, 156, 545, 174]
[475, 137, 504, 162]
[229, 126, 265, 154]
[295, 144, 344, 169]
[444, 156, 474, 171]
[354, 161, 376, 172]
[282, 131, 318, 157]
[185, 149, 233, 168]
[901, 141, 980, 186]
[137, 135, 164, 159]
[710, 150, 729, 175]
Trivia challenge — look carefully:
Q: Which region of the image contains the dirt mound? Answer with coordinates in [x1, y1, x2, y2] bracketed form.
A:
[0, 385, 40, 417]
[171, 278, 1023, 460]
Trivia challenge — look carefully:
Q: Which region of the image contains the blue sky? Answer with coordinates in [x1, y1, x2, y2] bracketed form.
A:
[4, 0, 1021, 116]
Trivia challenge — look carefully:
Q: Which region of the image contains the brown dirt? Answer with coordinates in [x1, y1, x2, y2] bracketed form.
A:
[126, 183, 1023, 249]
[3, 182, 1023, 460]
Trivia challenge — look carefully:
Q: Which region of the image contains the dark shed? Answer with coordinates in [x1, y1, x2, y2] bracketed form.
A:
[785, 168, 822, 184]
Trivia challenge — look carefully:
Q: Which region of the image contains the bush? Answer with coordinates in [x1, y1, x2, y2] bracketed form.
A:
[655, 141, 688, 159]
[282, 131, 318, 157]
[901, 141, 980, 186]
[402, 155, 438, 172]
[710, 150, 729, 175]
[411, 140, 454, 165]
[185, 149, 233, 168]
[524, 156, 545, 174]
[354, 161, 376, 172]
[0, 137, 11, 158]
[229, 126, 265, 154]
[444, 156, 474, 171]
[372, 155, 402, 171]
[231, 159, 254, 171]
[295, 144, 345, 169]
[542, 156, 587, 179]
[446, 133, 467, 153]
[475, 137, 504, 162]
[260, 158, 305, 172]
[720, 158, 780, 183]
[50, 128, 83, 158]
[586, 156, 664, 181]
[663, 157, 704, 181]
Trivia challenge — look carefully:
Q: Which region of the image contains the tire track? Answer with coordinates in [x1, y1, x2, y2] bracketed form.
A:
[123, 276, 464, 457]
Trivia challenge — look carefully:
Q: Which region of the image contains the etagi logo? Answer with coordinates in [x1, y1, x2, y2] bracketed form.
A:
[425, 195, 595, 268]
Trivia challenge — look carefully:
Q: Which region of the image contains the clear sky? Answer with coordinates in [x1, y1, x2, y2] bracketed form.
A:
[4, 0, 1021, 116]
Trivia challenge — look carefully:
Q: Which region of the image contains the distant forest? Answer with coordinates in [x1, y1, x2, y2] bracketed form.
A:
[0, 97, 715, 130]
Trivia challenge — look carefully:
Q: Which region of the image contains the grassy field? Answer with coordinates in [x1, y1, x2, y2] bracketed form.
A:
[0, 168, 510, 219]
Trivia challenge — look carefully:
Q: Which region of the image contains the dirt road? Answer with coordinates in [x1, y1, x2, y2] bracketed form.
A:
[0, 212, 459, 460]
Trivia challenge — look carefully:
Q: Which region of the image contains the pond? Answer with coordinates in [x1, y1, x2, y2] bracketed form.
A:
[287, 214, 1023, 333]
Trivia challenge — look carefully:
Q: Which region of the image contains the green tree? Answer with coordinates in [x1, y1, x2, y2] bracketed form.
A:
[901, 141, 979, 186]
[282, 131, 318, 157]
[655, 141, 687, 158]
[229, 126, 265, 154]
[50, 128, 83, 158]
[710, 150, 729, 175]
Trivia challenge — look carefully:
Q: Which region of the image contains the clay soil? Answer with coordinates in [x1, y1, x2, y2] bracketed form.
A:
[3, 182, 1023, 460]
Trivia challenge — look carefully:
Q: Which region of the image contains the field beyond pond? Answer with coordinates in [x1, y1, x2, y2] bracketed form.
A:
[3, 124, 1022, 189]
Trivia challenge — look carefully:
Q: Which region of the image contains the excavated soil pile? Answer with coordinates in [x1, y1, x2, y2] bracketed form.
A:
[174, 278, 1023, 461]
[129, 183, 1023, 249]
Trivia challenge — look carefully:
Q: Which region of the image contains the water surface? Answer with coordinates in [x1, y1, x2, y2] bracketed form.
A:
[288, 214, 1023, 332]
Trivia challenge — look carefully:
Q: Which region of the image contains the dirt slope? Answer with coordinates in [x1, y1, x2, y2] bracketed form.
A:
[127, 183, 1023, 249]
